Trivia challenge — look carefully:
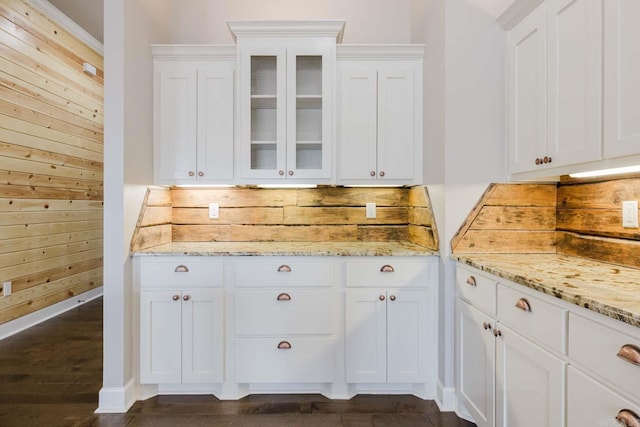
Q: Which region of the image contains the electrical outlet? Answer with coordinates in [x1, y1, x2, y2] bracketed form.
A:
[208, 203, 220, 219]
[366, 203, 376, 219]
[3, 282, 11, 297]
[622, 200, 639, 228]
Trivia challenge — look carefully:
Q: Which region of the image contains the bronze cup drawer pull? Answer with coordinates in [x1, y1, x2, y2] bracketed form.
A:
[616, 409, 640, 427]
[617, 344, 640, 366]
[174, 265, 189, 273]
[466, 276, 477, 286]
[277, 341, 292, 350]
[380, 265, 395, 273]
[276, 293, 291, 301]
[172, 295, 180, 301]
[515, 298, 531, 312]
[277, 265, 292, 273]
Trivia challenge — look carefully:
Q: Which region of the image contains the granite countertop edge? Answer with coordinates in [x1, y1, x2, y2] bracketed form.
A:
[452, 254, 640, 329]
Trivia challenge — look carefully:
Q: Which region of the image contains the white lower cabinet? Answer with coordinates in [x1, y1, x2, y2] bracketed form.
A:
[140, 288, 224, 384]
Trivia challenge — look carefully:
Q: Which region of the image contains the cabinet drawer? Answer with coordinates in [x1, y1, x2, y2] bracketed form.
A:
[497, 284, 566, 354]
[567, 367, 640, 427]
[139, 257, 223, 287]
[234, 260, 335, 287]
[455, 265, 497, 315]
[345, 259, 431, 287]
[568, 313, 640, 403]
[235, 290, 336, 335]
[235, 338, 335, 383]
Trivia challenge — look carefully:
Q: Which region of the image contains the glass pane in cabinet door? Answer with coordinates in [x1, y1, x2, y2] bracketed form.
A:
[251, 56, 277, 170]
[296, 56, 322, 169]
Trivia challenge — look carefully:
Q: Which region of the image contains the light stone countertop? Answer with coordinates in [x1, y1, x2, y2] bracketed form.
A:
[133, 241, 439, 257]
[452, 253, 640, 329]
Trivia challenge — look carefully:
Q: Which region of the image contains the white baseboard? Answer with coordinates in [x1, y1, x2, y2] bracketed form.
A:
[0, 287, 103, 341]
[435, 379, 456, 412]
[96, 377, 137, 413]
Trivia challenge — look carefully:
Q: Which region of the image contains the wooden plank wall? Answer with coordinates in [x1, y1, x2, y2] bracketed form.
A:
[0, 0, 103, 324]
[557, 175, 640, 269]
[130, 186, 439, 251]
[451, 183, 557, 254]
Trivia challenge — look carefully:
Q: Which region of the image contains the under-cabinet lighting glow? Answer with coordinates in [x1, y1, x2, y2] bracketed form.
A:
[343, 185, 405, 188]
[569, 165, 640, 178]
[174, 185, 236, 188]
[256, 184, 317, 189]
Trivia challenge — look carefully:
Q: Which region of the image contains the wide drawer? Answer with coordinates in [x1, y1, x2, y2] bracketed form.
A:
[568, 313, 640, 403]
[235, 338, 335, 383]
[235, 290, 336, 335]
[455, 265, 497, 315]
[234, 259, 335, 287]
[567, 367, 640, 427]
[345, 259, 431, 287]
[139, 257, 223, 287]
[497, 283, 566, 354]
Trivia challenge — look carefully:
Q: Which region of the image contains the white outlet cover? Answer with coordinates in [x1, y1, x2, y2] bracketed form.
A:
[3, 282, 11, 296]
[366, 203, 376, 219]
[208, 203, 220, 219]
[622, 200, 638, 228]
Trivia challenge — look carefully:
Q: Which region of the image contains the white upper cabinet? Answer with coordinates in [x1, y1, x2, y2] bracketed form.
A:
[603, 0, 640, 159]
[337, 46, 424, 185]
[507, 0, 603, 176]
[152, 46, 235, 185]
[230, 21, 344, 183]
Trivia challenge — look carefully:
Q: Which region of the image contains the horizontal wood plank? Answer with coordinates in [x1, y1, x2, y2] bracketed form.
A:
[486, 184, 556, 207]
[146, 187, 171, 206]
[172, 225, 231, 242]
[284, 206, 407, 225]
[408, 206, 435, 227]
[296, 187, 408, 207]
[0, 238, 102, 269]
[356, 225, 408, 242]
[454, 230, 557, 254]
[0, 156, 102, 180]
[0, 169, 102, 192]
[0, 209, 102, 226]
[0, 183, 101, 200]
[557, 208, 640, 240]
[557, 178, 640, 209]
[408, 186, 432, 208]
[0, 220, 102, 240]
[172, 207, 284, 225]
[0, 247, 102, 282]
[171, 188, 296, 208]
[556, 231, 640, 269]
[0, 229, 102, 255]
[471, 206, 556, 230]
[0, 198, 102, 211]
[140, 206, 172, 227]
[130, 224, 171, 252]
[408, 225, 438, 250]
[10, 256, 102, 293]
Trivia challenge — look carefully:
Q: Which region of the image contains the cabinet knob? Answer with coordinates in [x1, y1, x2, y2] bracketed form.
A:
[466, 276, 477, 286]
[543, 156, 550, 164]
[379, 295, 386, 301]
[547, 157, 552, 163]
[276, 293, 291, 301]
[535, 158, 540, 165]
[188, 171, 195, 177]
[483, 322, 489, 330]
[515, 298, 531, 312]
[198, 171, 204, 177]
[389, 295, 396, 301]
[616, 409, 640, 427]
[277, 264, 292, 273]
[183, 295, 190, 301]
[617, 344, 640, 366]
[277, 341, 292, 350]
[380, 265, 395, 273]
[493, 329, 502, 337]
[379, 171, 385, 177]
[288, 170, 294, 176]
[172, 295, 180, 301]
[174, 265, 189, 273]
[370, 171, 376, 177]
[279, 170, 285, 176]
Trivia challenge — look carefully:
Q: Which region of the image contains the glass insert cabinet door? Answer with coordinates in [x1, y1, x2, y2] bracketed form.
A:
[240, 45, 331, 180]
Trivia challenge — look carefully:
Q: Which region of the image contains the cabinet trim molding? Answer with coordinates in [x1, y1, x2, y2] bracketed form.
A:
[227, 20, 346, 43]
[497, 0, 545, 30]
[337, 44, 425, 60]
[151, 45, 237, 60]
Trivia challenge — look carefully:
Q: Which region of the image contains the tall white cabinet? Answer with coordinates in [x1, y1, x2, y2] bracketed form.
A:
[229, 21, 345, 183]
[152, 46, 235, 185]
[337, 46, 424, 185]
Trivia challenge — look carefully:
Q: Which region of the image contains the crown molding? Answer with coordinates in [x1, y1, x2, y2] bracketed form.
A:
[151, 45, 237, 60]
[28, 0, 103, 55]
[337, 44, 425, 60]
[497, 0, 545, 30]
[227, 20, 346, 44]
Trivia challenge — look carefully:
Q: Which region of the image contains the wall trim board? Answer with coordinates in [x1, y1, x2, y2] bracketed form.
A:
[95, 377, 137, 414]
[0, 286, 102, 340]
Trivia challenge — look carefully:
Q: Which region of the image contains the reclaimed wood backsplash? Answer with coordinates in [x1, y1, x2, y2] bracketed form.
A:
[131, 186, 439, 251]
[0, 0, 104, 324]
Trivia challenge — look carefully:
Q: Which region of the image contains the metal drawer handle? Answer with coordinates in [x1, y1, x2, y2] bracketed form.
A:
[277, 341, 292, 350]
[616, 409, 640, 427]
[380, 265, 395, 273]
[515, 298, 531, 312]
[174, 265, 189, 273]
[277, 265, 292, 273]
[172, 295, 180, 301]
[466, 276, 477, 286]
[277, 293, 291, 301]
[617, 344, 640, 366]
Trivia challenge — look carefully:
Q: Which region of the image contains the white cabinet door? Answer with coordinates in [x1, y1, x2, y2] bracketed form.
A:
[140, 290, 182, 384]
[346, 288, 387, 383]
[155, 64, 198, 183]
[456, 298, 495, 427]
[386, 289, 429, 383]
[181, 289, 224, 384]
[546, 0, 602, 168]
[567, 367, 640, 427]
[197, 65, 234, 181]
[603, 0, 640, 159]
[508, 5, 547, 174]
[495, 324, 565, 427]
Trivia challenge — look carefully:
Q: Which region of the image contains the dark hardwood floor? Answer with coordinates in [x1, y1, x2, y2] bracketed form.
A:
[0, 297, 475, 427]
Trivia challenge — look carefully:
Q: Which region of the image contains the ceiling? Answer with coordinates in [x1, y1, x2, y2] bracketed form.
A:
[48, 0, 103, 43]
